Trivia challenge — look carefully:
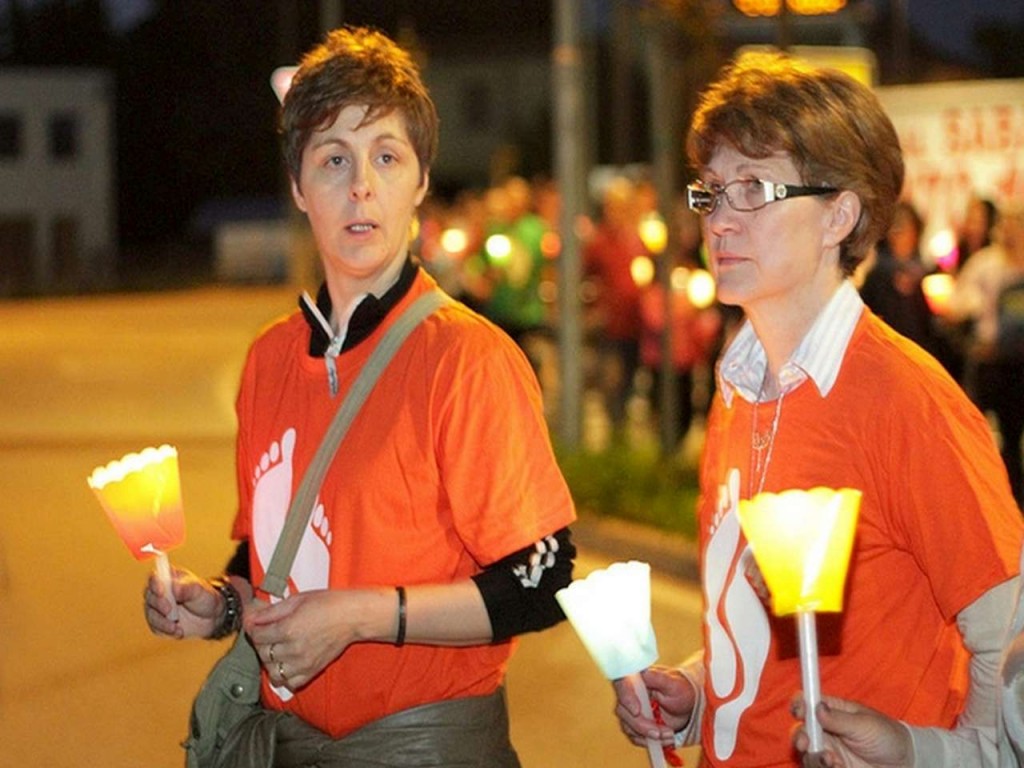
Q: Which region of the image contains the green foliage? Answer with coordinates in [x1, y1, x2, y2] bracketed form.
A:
[555, 443, 699, 539]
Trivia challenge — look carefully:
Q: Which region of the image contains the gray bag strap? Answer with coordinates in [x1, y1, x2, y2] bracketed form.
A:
[260, 288, 449, 598]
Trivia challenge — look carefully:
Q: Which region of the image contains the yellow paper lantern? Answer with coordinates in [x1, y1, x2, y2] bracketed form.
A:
[738, 487, 860, 615]
[87, 445, 185, 561]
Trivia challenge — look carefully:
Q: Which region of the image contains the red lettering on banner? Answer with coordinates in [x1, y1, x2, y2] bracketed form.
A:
[899, 125, 926, 157]
[998, 165, 1024, 201]
[943, 105, 1024, 154]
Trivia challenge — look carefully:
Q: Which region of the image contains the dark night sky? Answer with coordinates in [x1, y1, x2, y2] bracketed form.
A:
[6, 0, 1024, 63]
[4, 0, 1023, 261]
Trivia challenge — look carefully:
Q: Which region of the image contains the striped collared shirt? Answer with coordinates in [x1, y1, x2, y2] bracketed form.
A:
[718, 280, 865, 406]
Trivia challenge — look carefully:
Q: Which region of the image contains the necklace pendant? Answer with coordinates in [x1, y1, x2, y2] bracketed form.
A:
[748, 388, 786, 497]
[751, 430, 772, 451]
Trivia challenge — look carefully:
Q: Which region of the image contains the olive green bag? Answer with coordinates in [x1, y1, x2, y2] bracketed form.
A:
[182, 290, 448, 768]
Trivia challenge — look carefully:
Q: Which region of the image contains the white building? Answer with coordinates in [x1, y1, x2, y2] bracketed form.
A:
[0, 68, 116, 295]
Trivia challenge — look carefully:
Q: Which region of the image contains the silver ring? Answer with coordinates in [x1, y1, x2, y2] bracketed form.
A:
[268, 643, 277, 663]
[276, 661, 287, 680]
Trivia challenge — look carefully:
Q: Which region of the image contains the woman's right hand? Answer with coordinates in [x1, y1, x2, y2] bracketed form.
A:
[612, 665, 697, 748]
[143, 567, 224, 640]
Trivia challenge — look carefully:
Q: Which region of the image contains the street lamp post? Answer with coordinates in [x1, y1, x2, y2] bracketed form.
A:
[553, 0, 586, 449]
[643, 17, 681, 455]
[778, 0, 791, 49]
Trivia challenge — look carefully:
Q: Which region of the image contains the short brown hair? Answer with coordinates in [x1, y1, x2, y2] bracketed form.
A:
[687, 52, 904, 275]
[280, 26, 439, 184]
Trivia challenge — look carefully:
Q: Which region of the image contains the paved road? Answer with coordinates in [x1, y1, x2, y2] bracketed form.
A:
[0, 286, 704, 767]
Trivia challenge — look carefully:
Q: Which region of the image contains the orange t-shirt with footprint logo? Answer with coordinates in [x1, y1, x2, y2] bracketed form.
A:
[695, 314, 1022, 767]
[231, 270, 576, 738]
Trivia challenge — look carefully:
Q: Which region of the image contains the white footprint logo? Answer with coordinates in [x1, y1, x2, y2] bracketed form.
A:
[252, 428, 297, 577]
[703, 468, 771, 760]
[250, 427, 334, 702]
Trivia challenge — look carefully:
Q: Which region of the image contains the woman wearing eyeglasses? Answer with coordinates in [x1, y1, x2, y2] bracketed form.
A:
[613, 52, 1023, 768]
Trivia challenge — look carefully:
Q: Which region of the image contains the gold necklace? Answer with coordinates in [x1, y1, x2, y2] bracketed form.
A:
[750, 380, 785, 497]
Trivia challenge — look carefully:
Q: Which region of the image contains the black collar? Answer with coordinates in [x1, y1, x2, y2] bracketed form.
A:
[301, 257, 419, 357]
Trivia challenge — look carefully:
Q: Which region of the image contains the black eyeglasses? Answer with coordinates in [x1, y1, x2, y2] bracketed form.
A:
[687, 178, 839, 216]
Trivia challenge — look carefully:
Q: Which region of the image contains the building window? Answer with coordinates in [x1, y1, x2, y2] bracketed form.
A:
[49, 113, 78, 159]
[0, 113, 21, 158]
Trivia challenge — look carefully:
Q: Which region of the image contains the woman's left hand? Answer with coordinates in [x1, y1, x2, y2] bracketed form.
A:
[791, 694, 914, 768]
[244, 588, 390, 691]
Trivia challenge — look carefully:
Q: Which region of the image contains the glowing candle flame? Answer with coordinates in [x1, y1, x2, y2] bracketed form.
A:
[922, 272, 956, 316]
[631, 256, 656, 288]
[686, 269, 717, 309]
[440, 227, 468, 255]
[638, 213, 668, 254]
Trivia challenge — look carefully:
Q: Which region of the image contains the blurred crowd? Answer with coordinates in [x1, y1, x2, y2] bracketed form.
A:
[414, 172, 727, 448]
[855, 195, 1024, 506]
[414, 174, 1024, 504]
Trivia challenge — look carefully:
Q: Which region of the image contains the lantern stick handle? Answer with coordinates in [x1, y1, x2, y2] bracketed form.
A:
[625, 672, 668, 768]
[153, 549, 179, 622]
[797, 611, 824, 754]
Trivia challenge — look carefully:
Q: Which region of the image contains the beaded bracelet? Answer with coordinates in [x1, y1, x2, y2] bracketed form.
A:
[209, 577, 243, 640]
[395, 586, 407, 647]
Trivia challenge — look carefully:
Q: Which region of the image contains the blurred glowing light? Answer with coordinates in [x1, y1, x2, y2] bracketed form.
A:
[670, 267, 691, 292]
[733, 0, 846, 15]
[929, 228, 958, 272]
[687, 269, 717, 309]
[541, 231, 561, 259]
[922, 273, 956, 315]
[485, 234, 513, 264]
[538, 279, 558, 304]
[631, 256, 656, 288]
[638, 213, 668, 255]
[441, 227, 469, 255]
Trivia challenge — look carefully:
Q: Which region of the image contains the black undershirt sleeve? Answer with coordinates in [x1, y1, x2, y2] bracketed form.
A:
[226, 527, 576, 645]
[224, 540, 250, 581]
[471, 527, 576, 643]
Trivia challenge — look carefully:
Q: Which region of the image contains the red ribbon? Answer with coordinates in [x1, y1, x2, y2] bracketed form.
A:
[651, 700, 684, 766]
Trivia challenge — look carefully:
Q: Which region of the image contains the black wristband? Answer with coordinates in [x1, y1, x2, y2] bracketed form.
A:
[395, 586, 407, 647]
[209, 577, 243, 640]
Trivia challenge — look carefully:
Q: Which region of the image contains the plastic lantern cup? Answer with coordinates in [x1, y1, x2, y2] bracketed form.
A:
[556, 561, 667, 768]
[88, 445, 185, 621]
[738, 487, 861, 759]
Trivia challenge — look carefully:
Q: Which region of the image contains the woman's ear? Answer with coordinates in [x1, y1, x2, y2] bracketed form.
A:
[415, 169, 431, 208]
[290, 177, 307, 214]
[824, 190, 861, 249]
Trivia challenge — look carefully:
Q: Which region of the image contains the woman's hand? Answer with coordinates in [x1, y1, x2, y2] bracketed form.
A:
[613, 665, 697, 748]
[791, 694, 914, 768]
[143, 567, 224, 639]
[244, 588, 394, 691]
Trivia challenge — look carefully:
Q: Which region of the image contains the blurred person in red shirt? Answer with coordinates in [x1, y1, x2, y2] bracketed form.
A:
[639, 202, 722, 445]
[584, 175, 648, 436]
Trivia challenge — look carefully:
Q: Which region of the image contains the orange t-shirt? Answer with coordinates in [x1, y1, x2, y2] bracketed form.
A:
[231, 270, 576, 738]
[696, 313, 1023, 767]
